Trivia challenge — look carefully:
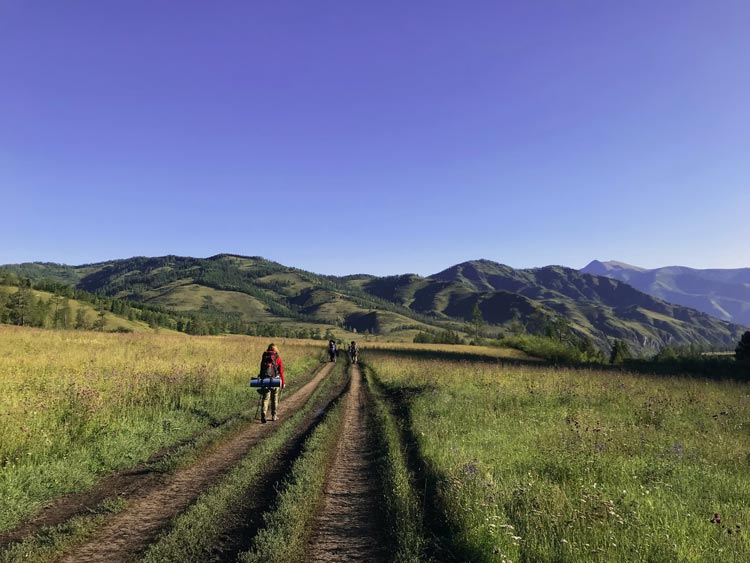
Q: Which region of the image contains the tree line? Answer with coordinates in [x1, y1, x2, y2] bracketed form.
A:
[0, 272, 347, 340]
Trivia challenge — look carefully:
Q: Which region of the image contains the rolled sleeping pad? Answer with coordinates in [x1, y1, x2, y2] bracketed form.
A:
[250, 377, 282, 388]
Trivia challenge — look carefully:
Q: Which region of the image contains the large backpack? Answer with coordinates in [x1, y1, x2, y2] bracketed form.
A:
[260, 351, 279, 379]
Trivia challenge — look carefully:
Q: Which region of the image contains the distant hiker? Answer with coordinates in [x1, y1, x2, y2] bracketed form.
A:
[328, 339, 337, 362]
[258, 343, 285, 423]
[349, 341, 359, 364]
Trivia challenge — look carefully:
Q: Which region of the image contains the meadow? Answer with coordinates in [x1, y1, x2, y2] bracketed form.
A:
[3, 325, 749, 563]
[0, 326, 321, 533]
[366, 351, 750, 562]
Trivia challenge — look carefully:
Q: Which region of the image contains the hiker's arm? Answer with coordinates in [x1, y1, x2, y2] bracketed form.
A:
[277, 356, 285, 387]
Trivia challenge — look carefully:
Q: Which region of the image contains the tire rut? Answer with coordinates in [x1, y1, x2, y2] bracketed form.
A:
[306, 364, 388, 563]
[207, 373, 351, 563]
[56, 362, 335, 563]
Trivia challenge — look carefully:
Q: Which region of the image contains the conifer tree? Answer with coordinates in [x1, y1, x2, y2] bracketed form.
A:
[471, 302, 485, 341]
[54, 298, 72, 329]
[736, 331, 750, 364]
[8, 287, 33, 326]
[610, 339, 631, 365]
[75, 308, 90, 330]
[0, 290, 8, 323]
[93, 309, 107, 331]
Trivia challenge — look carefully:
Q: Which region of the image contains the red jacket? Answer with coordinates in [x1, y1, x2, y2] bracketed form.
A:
[260, 351, 285, 387]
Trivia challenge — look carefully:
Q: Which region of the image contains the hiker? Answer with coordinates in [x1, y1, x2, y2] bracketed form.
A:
[328, 339, 337, 362]
[349, 340, 359, 364]
[258, 343, 285, 423]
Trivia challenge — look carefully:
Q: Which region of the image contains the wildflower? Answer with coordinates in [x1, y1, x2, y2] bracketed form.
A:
[710, 512, 721, 524]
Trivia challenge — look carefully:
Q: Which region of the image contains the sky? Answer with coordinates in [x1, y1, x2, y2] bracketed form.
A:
[1, 1, 749, 276]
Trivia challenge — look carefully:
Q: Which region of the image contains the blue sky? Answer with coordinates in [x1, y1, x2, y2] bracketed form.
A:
[1, 1, 748, 276]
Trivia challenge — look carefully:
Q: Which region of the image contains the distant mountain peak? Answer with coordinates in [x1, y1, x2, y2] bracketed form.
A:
[581, 260, 750, 326]
[583, 260, 646, 273]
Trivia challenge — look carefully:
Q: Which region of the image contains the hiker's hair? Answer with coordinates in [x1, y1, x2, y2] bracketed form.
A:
[267, 343, 278, 352]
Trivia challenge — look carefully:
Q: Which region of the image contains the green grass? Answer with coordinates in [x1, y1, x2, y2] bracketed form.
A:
[497, 334, 596, 364]
[0, 497, 127, 563]
[367, 350, 750, 562]
[365, 366, 426, 563]
[238, 393, 346, 563]
[0, 328, 321, 533]
[146, 282, 272, 320]
[139, 362, 347, 563]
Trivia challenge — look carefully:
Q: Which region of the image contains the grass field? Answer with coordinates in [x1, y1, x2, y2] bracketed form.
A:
[3, 326, 749, 562]
[0, 326, 322, 533]
[366, 350, 750, 562]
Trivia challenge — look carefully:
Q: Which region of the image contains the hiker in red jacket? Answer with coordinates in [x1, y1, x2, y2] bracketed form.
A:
[258, 343, 285, 423]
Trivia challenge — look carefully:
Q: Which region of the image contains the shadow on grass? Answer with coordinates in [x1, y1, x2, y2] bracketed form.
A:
[623, 357, 749, 381]
[367, 347, 543, 368]
[370, 346, 750, 382]
[374, 380, 490, 563]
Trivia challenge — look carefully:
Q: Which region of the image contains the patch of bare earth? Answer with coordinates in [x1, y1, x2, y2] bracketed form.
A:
[52, 362, 334, 563]
[306, 364, 388, 563]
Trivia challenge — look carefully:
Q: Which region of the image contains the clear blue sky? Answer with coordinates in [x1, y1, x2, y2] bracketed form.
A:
[2, 1, 748, 276]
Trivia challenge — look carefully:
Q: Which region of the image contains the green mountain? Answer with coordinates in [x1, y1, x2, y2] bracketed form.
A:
[0, 255, 449, 338]
[0, 274, 180, 334]
[1, 255, 745, 352]
[406, 260, 746, 350]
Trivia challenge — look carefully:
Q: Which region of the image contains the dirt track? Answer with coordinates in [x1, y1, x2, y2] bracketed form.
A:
[306, 364, 388, 562]
[56, 362, 335, 563]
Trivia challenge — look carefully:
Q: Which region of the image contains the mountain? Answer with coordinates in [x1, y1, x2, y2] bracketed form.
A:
[582, 260, 750, 326]
[0, 255, 451, 338]
[395, 260, 744, 351]
[1, 255, 746, 352]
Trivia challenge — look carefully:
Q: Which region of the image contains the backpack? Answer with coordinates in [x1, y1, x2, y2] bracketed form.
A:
[260, 351, 279, 378]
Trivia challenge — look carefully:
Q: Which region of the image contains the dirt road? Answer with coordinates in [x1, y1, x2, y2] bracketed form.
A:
[306, 364, 388, 562]
[57, 362, 335, 563]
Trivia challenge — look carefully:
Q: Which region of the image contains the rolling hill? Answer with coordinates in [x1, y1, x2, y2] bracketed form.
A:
[0, 283, 171, 334]
[1, 255, 746, 352]
[582, 260, 750, 326]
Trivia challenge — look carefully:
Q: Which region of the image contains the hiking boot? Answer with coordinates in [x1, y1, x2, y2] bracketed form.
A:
[271, 414, 278, 421]
[261, 413, 267, 424]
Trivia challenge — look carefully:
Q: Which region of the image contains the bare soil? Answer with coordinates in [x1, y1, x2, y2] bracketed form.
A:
[48, 362, 334, 563]
[306, 364, 388, 563]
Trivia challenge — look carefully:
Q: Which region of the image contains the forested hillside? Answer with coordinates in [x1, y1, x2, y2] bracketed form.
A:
[1, 254, 745, 352]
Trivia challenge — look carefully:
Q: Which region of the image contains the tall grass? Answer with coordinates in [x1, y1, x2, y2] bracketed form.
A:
[0, 326, 321, 533]
[368, 350, 750, 562]
[139, 362, 347, 563]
